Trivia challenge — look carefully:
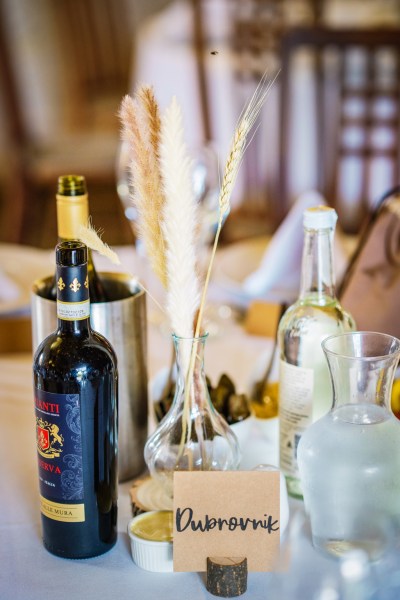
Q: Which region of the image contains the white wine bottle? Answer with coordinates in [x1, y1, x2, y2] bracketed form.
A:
[33, 241, 118, 558]
[278, 206, 355, 499]
[47, 174, 108, 302]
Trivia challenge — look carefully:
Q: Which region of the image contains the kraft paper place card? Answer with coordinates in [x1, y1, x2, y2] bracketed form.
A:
[173, 471, 280, 572]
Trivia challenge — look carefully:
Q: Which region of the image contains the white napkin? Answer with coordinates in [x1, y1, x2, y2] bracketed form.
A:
[243, 190, 346, 303]
[0, 268, 20, 303]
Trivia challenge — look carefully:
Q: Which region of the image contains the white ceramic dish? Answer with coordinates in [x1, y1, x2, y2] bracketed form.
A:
[127, 511, 173, 572]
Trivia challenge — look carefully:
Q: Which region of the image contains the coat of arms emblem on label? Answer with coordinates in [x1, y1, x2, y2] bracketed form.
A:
[36, 417, 64, 458]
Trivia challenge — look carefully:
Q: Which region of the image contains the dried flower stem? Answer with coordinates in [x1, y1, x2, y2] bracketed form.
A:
[178, 74, 277, 456]
[78, 221, 121, 265]
[160, 97, 200, 340]
[138, 86, 162, 160]
[119, 90, 168, 287]
[181, 72, 278, 459]
[159, 97, 202, 454]
[195, 70, 278, 339]
[119, 73, 278, 476]
[79, 220, 165, 314]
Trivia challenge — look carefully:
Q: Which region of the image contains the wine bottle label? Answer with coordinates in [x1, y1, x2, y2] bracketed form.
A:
[35, 388, 85, 523]
[57, 300, 90, 320]
[39, 496, 85, 523]
[56, 264, 90, 321]
[279, 360, 314, 477]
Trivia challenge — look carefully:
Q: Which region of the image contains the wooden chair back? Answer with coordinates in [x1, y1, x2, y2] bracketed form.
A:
[280, 27, 400, 232]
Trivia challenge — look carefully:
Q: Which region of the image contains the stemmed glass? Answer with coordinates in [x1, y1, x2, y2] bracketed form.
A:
[115, 140, 142, 249]
[116, 139, 220, 282]
[191, 142, 220, 248]
[116, 141, 220, 333]
[116, 139, 220, 260]
[191, 142, 236, 334]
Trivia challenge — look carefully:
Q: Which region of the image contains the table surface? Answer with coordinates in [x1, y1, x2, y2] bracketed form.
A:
[0, 242, 388, 600]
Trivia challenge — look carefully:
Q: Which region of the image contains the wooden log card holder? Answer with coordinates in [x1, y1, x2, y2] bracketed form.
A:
[206, 557, 248, 597]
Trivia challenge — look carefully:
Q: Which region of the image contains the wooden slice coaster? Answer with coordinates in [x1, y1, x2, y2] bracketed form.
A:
[206, 557, 248, 597]
[130, 476, 173, 516]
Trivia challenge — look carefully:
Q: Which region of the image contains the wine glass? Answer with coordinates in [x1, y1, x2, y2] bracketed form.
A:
[116, 139, 220, 257]
[190, 142, 235, 334]
[191, 142, 220, 246]
[116, 141, 140, 241]
[115, 140, 149, 287]
[115, 139, 232, 333]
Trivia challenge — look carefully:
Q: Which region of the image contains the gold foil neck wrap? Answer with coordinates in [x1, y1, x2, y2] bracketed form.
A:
[56, 193, 89, 239]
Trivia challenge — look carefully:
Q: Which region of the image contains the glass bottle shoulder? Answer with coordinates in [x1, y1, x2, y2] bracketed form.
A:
[278, 297, 355, 335]
[33, 328, 117, 381]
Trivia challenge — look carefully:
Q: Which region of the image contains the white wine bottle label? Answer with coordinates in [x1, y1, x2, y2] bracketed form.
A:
[35, 389, 85, 523]
[279, 360, 314, 477]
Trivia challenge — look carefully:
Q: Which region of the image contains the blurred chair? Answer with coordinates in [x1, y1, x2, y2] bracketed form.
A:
[0, 0, 134, 244]
[225, 0, 323, 236]
[279, 27, 400, 232]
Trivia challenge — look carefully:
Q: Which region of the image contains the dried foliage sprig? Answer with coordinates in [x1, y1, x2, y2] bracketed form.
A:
[160, 97, 200, 340]
[137, 86, 162, 160]
[118, 73, 277, 461]
[79, 222, 120, 265]
[193, 71, 278, 339]
[119, 90, 168, 287]
[80, 220, 166, 315]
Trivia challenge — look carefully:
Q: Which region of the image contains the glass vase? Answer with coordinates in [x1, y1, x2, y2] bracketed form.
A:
[144, 334, 240, 497]
[298, 331, 400, 559]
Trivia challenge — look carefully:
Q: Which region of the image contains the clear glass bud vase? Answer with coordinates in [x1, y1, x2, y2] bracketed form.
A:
[298, 331, 400, 559]
[144, 334, 241, 497]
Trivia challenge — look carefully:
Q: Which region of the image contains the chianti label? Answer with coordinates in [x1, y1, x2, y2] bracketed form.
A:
[35, 388, 85, 522]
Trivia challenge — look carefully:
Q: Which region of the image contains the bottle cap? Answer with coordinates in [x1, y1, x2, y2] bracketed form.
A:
[127, 511, 173, 572]
[56, 241, 87, 266]
[303, 205, 338, 229]
[57, 174, 87, 196]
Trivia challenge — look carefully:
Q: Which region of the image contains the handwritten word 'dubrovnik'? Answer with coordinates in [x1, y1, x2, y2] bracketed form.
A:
[176, 508, 279, 534]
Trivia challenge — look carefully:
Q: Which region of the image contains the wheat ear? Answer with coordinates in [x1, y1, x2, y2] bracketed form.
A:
[194, 71, 278, 338]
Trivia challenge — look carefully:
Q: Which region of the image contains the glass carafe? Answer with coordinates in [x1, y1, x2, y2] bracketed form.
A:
[298, 331, 400, 559]
[144, 334, 240, 497]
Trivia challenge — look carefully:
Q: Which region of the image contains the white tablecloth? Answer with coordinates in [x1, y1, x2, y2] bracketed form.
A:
[0, 243, 390, 599]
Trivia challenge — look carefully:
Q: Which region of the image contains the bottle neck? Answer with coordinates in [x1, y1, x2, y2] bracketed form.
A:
[56, 193, 89, 240]
[56, 262, 91, 335]
[173, 335, 208, 412]
[56, 193, 97, 282]
[299, 226, 336, 304]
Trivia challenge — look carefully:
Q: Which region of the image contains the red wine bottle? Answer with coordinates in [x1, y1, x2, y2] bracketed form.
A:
[33, 241, 118, 558]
